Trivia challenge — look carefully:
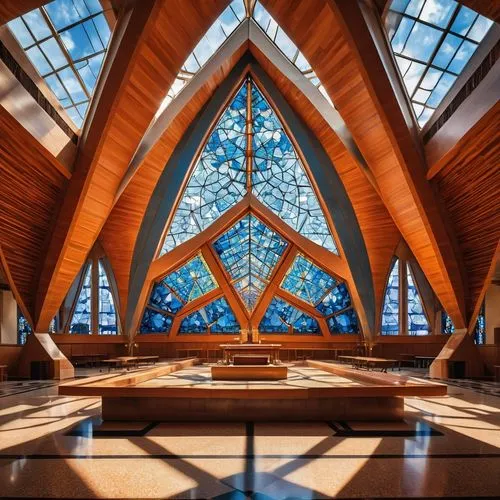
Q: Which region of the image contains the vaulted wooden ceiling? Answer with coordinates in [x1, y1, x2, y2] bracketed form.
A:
[0, 0, 498, 337]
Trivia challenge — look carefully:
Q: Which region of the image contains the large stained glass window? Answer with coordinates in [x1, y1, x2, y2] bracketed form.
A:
[140, 254, 217, 333]
[385, 0, 494, 127]
[213, 214, 287, 311]
[17, 310, 32, 345]
[474, 302, 485, 345]
[8, 0, 113, 128]
[259, 297, 320, 334]
[407, 263, 429, 335]
[381, 259, 400, 335]
[98, 261, 117, 334]
[160, 78, 337, 256]
[70, 263, 92, 334]
[280, 254, 358, 333]
[179, 297, 240, 334]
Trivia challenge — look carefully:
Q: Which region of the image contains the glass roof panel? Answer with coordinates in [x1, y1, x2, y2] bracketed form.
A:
[213, 214, 288, 311]
[281, 254, 337, 306]
[386, 0, 495, 128]
[381, 259, 399, 335]
[156, 0, 245, 116]
[8, 0, 113, 129]
[251, 84, 338, 253]
[259, 297, 320, 334]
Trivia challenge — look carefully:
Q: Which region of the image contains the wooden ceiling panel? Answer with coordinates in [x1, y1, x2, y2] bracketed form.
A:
[250, 43, 401, 333]
[432, 102, 500, 325]
[34, 0, 231, 330]
[261, 0, 468, 328]
[0, 105, 67, 320]
[0, 0, 45, 25]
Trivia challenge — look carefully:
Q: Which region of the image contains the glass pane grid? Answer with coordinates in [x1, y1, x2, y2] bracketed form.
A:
[386, 0, 494, 127]
[407, 263, 430, 335]
[8, 0, 112, 128]
[70, 263, 92, 334]
[381, 259, 400, 335]
[98, 261, 117, 334]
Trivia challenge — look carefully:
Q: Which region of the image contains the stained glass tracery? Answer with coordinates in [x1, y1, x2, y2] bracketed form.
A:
[179, 297, 240, 334]
[407, 263, 429, 335]
[70, 263, 92, 334]
[259, 297, 320, 334]
[213, 214, 288, 311]
[140, 254, 217, 333]
[98, 261, 117, 334]
[381, 259, 400, 335]
[160, 78, 337, 256]
[280, 254, 358, 334]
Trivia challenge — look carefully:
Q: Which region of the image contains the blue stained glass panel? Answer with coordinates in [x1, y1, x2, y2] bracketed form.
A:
[163, 255, 217, 303]
[251, 84, 338, 253]
[259, 297, 320, 334]
[441, 311, 455, 334]
[140, 308, 173, 333]
[213, 214, 287, 311]
[149, 284, 183, 314]
[70, 263, 92, 334]
[327, 308, 358, 334]
[161, 83, 248, 254]
[316, 283, 351, 316]
[474, 302, 485, 345]
[281, 255, 337, 306]
[179, 298, 239, 334]
[18, 311, 32, 345]
[407, 263, 429, 335]
[98, 261, 117, 334]
[381, 259, 399, 335]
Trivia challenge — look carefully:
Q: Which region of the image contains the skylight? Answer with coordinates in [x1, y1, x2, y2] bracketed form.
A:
[155, 0, 246, 117]
[252, 1, 333, 105]
[8, 0, 112, 128]
[386, 0, 494, 127]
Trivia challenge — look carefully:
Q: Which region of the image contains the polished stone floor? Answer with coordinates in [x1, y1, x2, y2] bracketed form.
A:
[0, 370, 499, 499]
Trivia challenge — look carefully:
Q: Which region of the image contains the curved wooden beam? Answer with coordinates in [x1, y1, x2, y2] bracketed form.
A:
[261, 0, 467, 328]
[34, 0, 230, 331]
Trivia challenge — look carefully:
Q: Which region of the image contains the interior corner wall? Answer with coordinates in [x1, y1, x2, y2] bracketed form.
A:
[485, 283, 500, 344]
[0, 290, 17, 344]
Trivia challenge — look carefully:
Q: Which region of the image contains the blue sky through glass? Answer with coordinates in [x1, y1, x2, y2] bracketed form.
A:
[8, 0, 112, 128]
[386, 0, 494, 127]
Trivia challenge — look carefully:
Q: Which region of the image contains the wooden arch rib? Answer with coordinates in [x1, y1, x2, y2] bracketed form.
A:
[34, 0, 231, 330]
[260, 0, 467, 328]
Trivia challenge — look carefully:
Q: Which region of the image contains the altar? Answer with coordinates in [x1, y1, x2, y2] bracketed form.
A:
[219, 343, 282, 365]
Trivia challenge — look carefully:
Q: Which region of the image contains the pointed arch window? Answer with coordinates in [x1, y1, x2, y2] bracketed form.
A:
[8, 0, 114, 128]
[160, 78, 338, 256]
[441, 305, 485, 344]
[69, 258, 118, 334]
[381, 257, 430, 335]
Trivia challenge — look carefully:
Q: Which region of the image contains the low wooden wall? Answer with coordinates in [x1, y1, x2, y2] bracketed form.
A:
[372, 335, 448, 359]
[50, 334, 128, 360]
[0, 344, 22, 374]
[478, 345, 500, 375]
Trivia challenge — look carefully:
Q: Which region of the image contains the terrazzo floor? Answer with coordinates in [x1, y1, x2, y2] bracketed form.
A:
[0, 368, 499, 499]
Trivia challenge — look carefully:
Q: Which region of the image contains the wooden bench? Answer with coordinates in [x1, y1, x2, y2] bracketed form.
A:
[415, 356, 435, 368]
[0, 364, 7, 382]
[352, 357, 400, 373]
[136, 356, 159, 366]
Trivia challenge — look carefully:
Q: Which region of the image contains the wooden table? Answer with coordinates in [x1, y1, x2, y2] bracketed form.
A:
[0, 364, 7, 382]
[219, 344, 282, 365]
[102, 357, 141, 372]
[351, 356, 400, 372]
[415, 356, 435, 368]
[136, 356, 159, 365]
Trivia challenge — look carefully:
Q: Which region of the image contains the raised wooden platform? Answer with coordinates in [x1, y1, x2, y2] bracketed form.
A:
[211, 364, 288, 380]
[59, 359, 446, 422]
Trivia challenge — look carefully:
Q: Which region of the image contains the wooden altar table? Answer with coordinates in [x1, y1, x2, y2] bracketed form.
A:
[219, 344, 282, 364]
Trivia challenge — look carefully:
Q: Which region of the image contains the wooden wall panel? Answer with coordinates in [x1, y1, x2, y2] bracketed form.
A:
[0, 106, 67, 318]
[261, 0, 468, 328]
[0, 0, 45, 25]
[35, 0, 231, 330]
[251, 44, 401, 333]
[432, 102, 500, 324]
